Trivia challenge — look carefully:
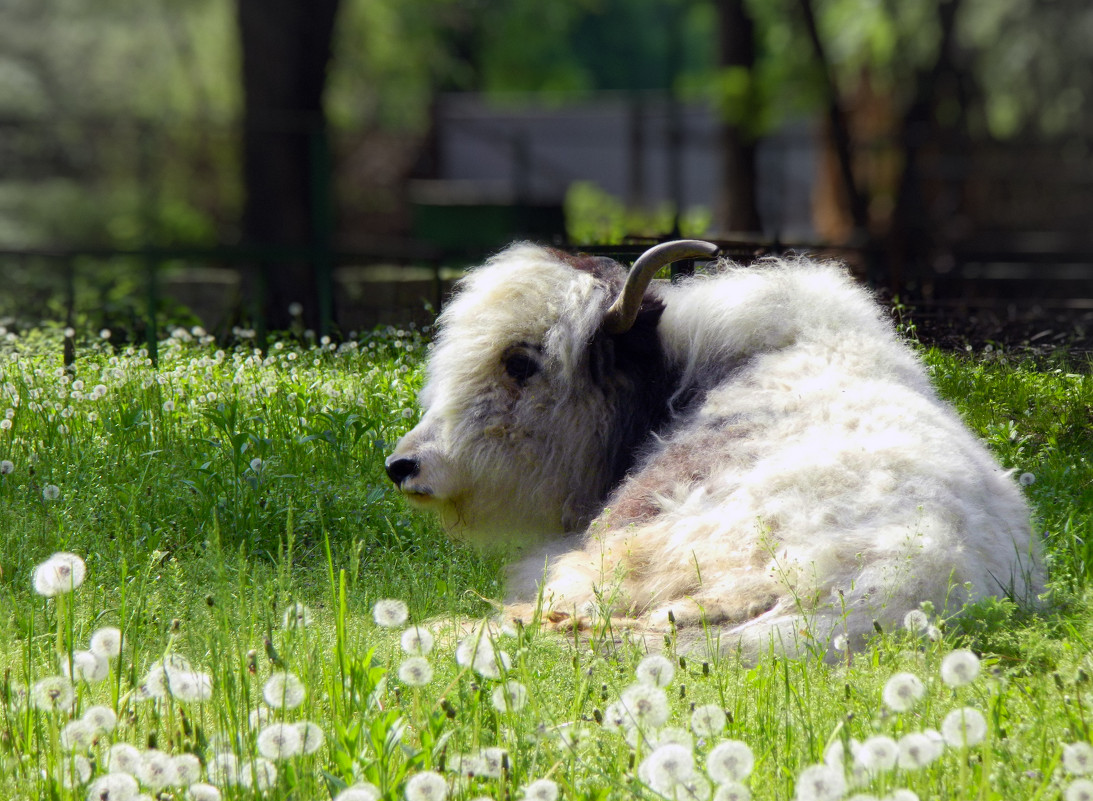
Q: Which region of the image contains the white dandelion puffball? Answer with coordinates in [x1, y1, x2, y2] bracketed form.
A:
[706, 739, 755, 783]
[373, 598, 409, 628]
[136, 665, 168, 701]
[883, 672, 925, 712]
[713, 782, 752, 801]
[85, 772, 139, 801]
[1064, 742, 1093, 775]
[336, 784, 381, 801]
[295, 721, 326, 754]
[206, 752, 240, 786]
[167, 669, 213, 703]
[42, 483, 61, 500]
[887, 791, 919, 801]
[0, 459, 13, 474]
[90, 626, 123, 658]
[30, 675, 75, 712]
[258, 722, 304, 760]
[691, 704, 727, 738]
[855, 735, 899, 773]
[654, 726, 694, 750]
[249, 707, 272, 729]
[639, 743, 696, 795]
[636, 653, 676, 687]
[940, 649, 981, 687]
[398, 656, 434, 687]
[59, 754, 91, 789]
[138, 749, 179, 789]
[82, 704, 118, 733]
[400, 625, 435, 655]
[105, 743, 143, 775]
[794, 763, 847, 801]
[455, 635, 512, 680]
[521, 777, 560, 801]
[1019, 472, 1036, 486]
[902, 609, 929, 633]
[33, 552, 86, 596]
[477, 747, 507, 779]
[619, 682, 671, 730]
[1067, 779, 1093, 801]
[187, 782, 223, 801]
[897, 732, 943, 770]
[404, 770, 448, 801]
[941, 707, 988, 747]
[282, 602, 313, 629]
[63, 650, 109, 684]
[240, 757, 278, 791]
[59, 719, 96, 752]
[491, 680, 529, 712]
[263, 671, 306, 709]
[173, 753, 202, 785]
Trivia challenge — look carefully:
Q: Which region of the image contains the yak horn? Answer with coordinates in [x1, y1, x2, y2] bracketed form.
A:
[602, 240, 721, 334]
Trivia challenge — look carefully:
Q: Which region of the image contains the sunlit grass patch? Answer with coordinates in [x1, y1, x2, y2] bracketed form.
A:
[0, 325, 1089, 800]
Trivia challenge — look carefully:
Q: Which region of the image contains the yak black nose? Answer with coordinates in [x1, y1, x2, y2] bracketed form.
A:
[385, 456, 420, 486]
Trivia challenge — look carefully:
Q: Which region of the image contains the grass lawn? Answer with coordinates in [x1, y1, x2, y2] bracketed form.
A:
[0, 321, 1090, 801]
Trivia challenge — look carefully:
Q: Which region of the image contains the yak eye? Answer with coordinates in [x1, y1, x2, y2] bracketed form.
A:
[502, 349, 540, 385]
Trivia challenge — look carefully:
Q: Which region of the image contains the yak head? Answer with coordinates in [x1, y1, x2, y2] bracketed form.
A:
[385, 240, 719, 548]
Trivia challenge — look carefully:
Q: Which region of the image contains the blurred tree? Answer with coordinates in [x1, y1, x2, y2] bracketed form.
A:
[236, 0, 340, 335]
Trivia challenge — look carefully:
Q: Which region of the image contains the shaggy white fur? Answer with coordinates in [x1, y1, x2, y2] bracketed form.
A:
[388, 244, 1044, 659]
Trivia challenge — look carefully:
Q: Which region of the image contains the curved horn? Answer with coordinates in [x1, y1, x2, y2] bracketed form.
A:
[602, 240, 721, 334]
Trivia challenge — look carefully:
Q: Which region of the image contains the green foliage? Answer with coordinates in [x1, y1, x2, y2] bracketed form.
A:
[565, 181, 712, 245]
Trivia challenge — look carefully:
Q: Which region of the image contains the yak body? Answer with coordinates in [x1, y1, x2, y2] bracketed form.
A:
[387, 244, 1043, 657]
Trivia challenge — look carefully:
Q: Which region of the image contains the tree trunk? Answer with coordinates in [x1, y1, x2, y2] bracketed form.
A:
[236, 0, 340, 335]
[715, 0, 762, 235]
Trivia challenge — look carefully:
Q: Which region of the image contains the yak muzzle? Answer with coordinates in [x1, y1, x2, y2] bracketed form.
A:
[384, 455, 420, 488]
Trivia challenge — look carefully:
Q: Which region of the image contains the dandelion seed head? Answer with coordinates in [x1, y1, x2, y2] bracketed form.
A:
[404, 770, 448, 801]
[940, 649, 981, 687]
[295, 720, 326, 754]
[42, 483, 61, 500]
[257, 722, 304, 760]
[105, 743, 143, 775]
[887, 791, 920, 801]
[30, 675, 75, 712]
[619, 682, 671, 730]
[654, 726, 694, 750]
[80, 704, 117, 734]
[187, 782, 223, 801]
[373, 598, 409, 628]
[263, 671, 306, 709]
[520, 778, 560, 801]
[400, 625, 435, 655]
[206, 752, 240, 786]
[706, 739, 755, 783]
[1064, 742, 1093, 775]
[172, 753, 202, 785]
[63, 650, 109, 684]
[477, 748, 507, 779]
[855, 735, 899, 773]
[335, 784, 381, 801]
[90, 626, 123, 658]
[941, 707, 988, 747]
[1019, 472, 1036, 487]
[794, 763, 847, 801]
[60, 718, 96, 752]
[138, 749, 179, 789]
[249, 707, 272, 728]
[897, 732, 943, 770]
[85, 771, 139, 801]
[491, 680, 528, 712]
[713, 781, 752, 801]
[639, 743, 696, 795]
[58, 753, 91, 789]
[167, 669, 213, 703]
[883, 672, 925, 712]
[0, 459, 12, 474]
[690, 704, 727, 738]
[1068, 779, 1093, 801]
[282, 602, 313, 629]
[239, 757, 278, 791]
[636, 654, 676, 687]
[398, 656, 434, 687]
[33, 551, 85, 596]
